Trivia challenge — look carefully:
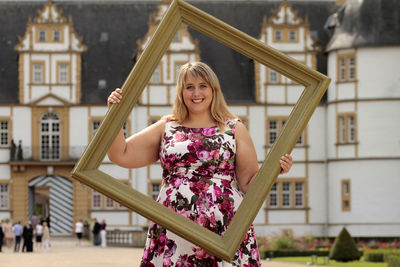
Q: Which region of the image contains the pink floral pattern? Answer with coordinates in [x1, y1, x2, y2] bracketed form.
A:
[141, 119, 261, 267]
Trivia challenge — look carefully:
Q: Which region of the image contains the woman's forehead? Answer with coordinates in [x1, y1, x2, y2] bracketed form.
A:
[184, 73, 207, 84]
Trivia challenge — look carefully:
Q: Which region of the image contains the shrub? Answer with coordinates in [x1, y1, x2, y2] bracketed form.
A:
[260, 250, 329, 259]
[364, 251, 384, 262]
[269, 229, 298, 250]
[329, 227, 362, 262]
[388, 254, 400, 267]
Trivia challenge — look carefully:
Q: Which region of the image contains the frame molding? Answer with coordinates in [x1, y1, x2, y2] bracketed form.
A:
[71, 0, 330, 261]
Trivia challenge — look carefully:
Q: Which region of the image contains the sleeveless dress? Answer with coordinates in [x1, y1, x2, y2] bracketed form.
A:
[140, 119, 261, 267]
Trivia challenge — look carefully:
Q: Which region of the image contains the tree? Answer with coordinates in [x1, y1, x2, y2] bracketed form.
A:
[329, 227, 362, 262]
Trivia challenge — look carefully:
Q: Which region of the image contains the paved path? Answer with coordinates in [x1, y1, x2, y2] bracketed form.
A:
[0, 237, 308, 267]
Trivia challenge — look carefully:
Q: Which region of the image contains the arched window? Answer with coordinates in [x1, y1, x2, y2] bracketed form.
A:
[41, 112, 60, 160]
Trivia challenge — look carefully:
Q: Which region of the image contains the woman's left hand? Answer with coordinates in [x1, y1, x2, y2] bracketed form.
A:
[280, 154, 293, 174]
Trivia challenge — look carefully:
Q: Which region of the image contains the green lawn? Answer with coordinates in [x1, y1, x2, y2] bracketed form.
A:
[272, 256, 387, 267]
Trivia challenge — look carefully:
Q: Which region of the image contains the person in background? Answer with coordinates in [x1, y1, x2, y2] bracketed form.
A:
[75, 219, 84, 246]
[35, 222, 43, 251]
[0, 220, 4, 252]
[13, 221, 23, 252]
[100, 219, 107, 248]
[3, 218, 13, 249]
[42, 222, 50, 252]
[22, 220, 34, 252]
[92, 218, 101, 246]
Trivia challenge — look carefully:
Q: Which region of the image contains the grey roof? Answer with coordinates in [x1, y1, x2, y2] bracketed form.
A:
[326, 0, 400, 51]
[0, 1, 337, 105]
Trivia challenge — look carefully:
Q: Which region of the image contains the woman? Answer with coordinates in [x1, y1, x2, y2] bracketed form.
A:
[100, 219, 107, 248]
[107, 62, 292, 266]
[42, 222, 50, 252]
[3, 219, 13, 249]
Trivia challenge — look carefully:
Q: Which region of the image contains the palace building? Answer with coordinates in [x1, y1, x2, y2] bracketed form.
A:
[0, 0, 398, 239]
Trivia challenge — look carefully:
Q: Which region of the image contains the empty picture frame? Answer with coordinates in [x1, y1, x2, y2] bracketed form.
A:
[71, 0, 330, 261]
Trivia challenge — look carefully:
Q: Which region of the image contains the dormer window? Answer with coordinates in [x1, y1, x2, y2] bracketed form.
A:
[289, 29, 297, 42]
[274, 29, 282, 42]
[53, 30, 61, 42]
[39, 30, 46, 42]
[98, 79, 107, 90]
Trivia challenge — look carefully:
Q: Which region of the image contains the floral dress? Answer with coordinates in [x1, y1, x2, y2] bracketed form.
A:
[141, 119, 261, 267]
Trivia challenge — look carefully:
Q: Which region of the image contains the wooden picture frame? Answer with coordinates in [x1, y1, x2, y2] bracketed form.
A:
[71, 0, 330, 261]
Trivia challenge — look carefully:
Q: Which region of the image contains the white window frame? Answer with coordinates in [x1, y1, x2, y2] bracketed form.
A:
[39, 30, 46, 42]
[0, 184, 9, 209]
[150, 65, 161, 84]
[151, 182, 161, 201]
[282, 182, 291, 207]
[0, 121, 9, 147]
[289, 29, 297, 42]
[33, 64, 44, 84]
[40, 112, 60, 161]
[269, 69, 278, 84]
[59, 64, 69, 84]
[274, 29, 282, 42]
[294, 182, 304, 207]
[92, 190, 102, 209]
[53, 30, 61, 42]
[348, 57, 355, 81]
[105, 197, 114, 209]
[269, 183, 278, 207]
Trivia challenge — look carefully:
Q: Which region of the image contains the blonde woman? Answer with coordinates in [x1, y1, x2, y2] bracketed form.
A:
[42, 222, 50, 252]
[107, 62, 292, 266]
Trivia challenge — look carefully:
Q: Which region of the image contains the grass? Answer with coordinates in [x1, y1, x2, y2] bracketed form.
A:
[272, 256, 387, 267]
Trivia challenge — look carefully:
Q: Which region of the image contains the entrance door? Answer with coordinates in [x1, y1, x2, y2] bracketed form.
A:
[29, 175, 73, 235]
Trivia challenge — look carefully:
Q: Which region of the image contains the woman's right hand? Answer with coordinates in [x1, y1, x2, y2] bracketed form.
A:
[107, 88, 122, 108]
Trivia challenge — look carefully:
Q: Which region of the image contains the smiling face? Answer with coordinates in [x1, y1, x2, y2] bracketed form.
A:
[182, 74, 213, 116]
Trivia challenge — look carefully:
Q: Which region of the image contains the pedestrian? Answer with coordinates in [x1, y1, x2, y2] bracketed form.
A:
[42, 222, 50, 252]
[3, 218, 13, 249]
[107, 62, 293, 265]
[75, 219, 84, 246]
[35, 222, 43, 250]
[13, 221, 23, 252]
[92, 218, 101, 246]
[100, 219, 107, 248]
[22, 220, 33, 252]
[0, 220, 4, 252]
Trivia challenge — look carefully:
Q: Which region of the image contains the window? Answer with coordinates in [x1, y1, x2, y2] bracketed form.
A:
[282, 182, 291, 207]
[337, 114, 356, 143]
[269, 183, 278, 207]
[92, 120, 127, 138]
[39, 30, 46, 42]
[41, 112, 60, 160]
[337, 54, 356, 82]
[105, 197, 114, 209]
[150, 65, 161, 84]
[58, 64, 69, 84]
[0, 121, 9, 147]
[33, 63, 44, 84]
[175, 63, 184, 82]
[53, 30, 60, 42]
[295, 182, 304, 207]
[151, 182, 161, 201]
[267, 180, 305, 208]
[268, 118, 303, 146]
[274, 30, 282, 42]
[92, 190, 101, 209]
[100, 32, 109, 42]
[98, 80, 107, 90]
[269, 69, 278, 84]
[341, 180, 351, 211]
[289, 30, 297, 42]
[173, 32, 180, 42]
[0, 184, 8, 209]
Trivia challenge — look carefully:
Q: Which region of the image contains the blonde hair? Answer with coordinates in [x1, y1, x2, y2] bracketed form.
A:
[167, 62, 235, 130]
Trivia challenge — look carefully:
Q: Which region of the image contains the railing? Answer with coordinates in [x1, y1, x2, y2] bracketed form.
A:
[8, 146, 88, 162]
[106, 230, 147, 247]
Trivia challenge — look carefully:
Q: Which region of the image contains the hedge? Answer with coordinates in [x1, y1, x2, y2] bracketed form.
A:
[260, 250, 329, 259]
[364, 250, 400, 263]
[388, 255, 400, 267]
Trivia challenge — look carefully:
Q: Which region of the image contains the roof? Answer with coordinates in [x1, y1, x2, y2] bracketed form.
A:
[326, 0, 400, 51]
[0, 1, 337, 105]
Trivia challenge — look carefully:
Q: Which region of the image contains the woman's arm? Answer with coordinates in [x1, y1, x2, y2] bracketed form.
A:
[235, 121, 293, 194]
[107, 88, 165, 169]
[234, 121, 259, 194]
